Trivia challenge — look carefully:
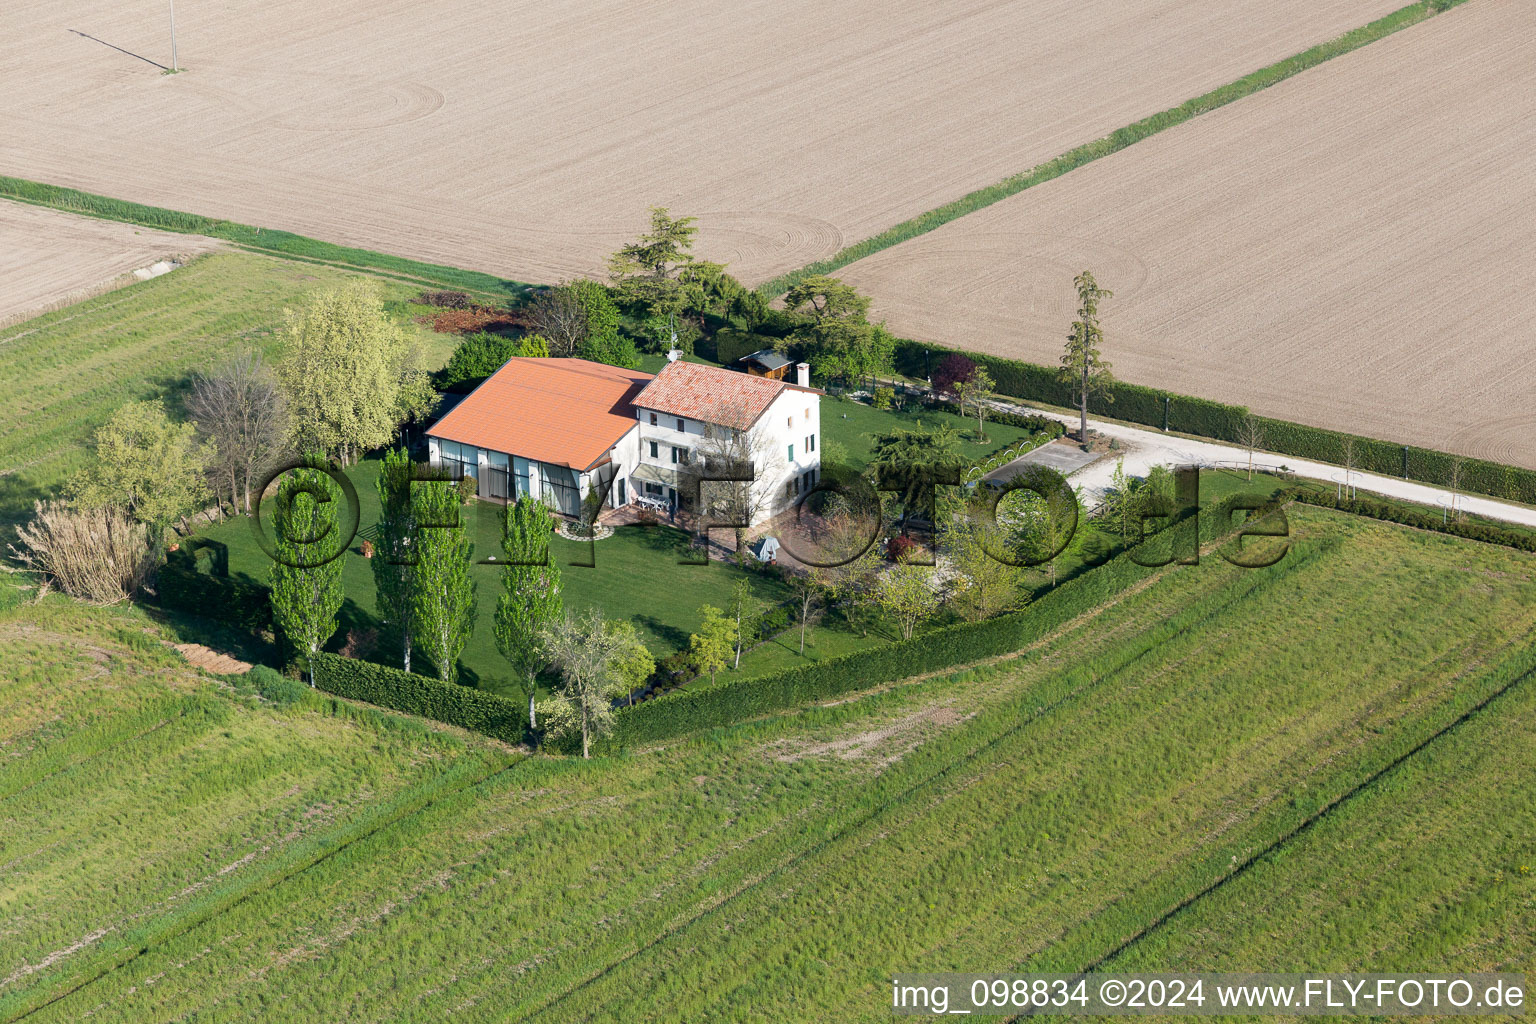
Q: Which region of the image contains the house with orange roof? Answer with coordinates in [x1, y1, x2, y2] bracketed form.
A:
[425, 355, 820, 525]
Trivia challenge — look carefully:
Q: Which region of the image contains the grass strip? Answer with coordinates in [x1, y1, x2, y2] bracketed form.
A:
[0, 177, 530, 302]
[755, 0, 1467, 298]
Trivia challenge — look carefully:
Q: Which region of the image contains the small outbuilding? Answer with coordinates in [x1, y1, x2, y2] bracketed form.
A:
[737, 348, 792, 380]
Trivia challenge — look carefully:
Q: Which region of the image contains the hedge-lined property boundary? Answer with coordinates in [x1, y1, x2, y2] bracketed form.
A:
[891, 341, 1536, 506]
[156, 562, 272, 632]
[311, 653, 528, 745]
[0, 176, 529, 300]
[598, 499, 1268, 752]
[1284, 488, 1536, 552]
[754, 0, 1465, 299]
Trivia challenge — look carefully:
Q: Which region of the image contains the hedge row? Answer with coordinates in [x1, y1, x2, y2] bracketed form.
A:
[927, 399, 1064, 438]
[156, 563, 272, 632]
[755, 1, 1456, 298]
[894, 340, 1536, 505]
[600, 498, 1258, 751]
[311, 653, 528, 745]
[1284, 488, 1536, 552]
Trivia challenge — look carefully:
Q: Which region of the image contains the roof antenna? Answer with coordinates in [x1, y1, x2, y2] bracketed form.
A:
[666, 312, 681, 362]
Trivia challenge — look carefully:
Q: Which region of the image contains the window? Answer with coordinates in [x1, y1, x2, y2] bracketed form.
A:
[676, 418, 685, 432]
[787, 443, 795, 463]
[649, 440, 659, 459]
[645, 482, 663, 497]
[513, 456, 531, 499]
[649, 412, 657, 426]
[437, 440, 475, 481]
[540, 464, 580, 517]
[786, 479, 797, 499]
[805, 407, 810, 419]
[671, 446, 688, 465]
[787, 416, 792, 428]
[805, 434, 816, 453]
[617, 479, 626, 505]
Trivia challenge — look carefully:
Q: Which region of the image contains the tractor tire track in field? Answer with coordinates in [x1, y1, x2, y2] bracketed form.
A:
[515, 552, 1322, 1023]
[2, 753, 526, 1024]
[998, 631, 1536, 1020]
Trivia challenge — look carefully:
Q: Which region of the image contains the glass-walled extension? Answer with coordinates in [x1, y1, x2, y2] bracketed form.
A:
[428, 438, 596, 518]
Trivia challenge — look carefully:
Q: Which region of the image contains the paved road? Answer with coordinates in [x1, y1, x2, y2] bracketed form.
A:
[988, 400, 1536, 529]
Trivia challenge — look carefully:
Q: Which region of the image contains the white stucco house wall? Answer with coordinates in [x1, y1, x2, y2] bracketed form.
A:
[424, 355, 821, 527]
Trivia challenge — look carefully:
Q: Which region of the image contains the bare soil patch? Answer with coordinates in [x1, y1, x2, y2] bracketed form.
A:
[3, 0, 1397, 285]
[841, 1, 1536, 468]
[0, 201, 219, 326]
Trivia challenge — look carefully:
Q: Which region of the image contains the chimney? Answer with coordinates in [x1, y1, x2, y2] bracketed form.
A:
[795, 362, 810, 388]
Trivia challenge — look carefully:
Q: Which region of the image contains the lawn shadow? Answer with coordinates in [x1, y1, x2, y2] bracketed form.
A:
[634, 613, 690, 656]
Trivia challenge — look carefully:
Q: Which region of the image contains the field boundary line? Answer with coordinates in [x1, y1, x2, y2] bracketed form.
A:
[0, 185, 529, 302]
[0, 751, 525, 1023]
[756, 0, 1468, 298]
[513, 551, 1323, 1022]
[997, 632, 1536, 1020]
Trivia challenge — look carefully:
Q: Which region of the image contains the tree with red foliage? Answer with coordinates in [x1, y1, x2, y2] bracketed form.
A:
[930, 353, 977, 399]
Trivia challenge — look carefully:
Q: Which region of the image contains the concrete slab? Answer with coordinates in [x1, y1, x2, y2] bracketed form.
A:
[983, 440, 1102, 482]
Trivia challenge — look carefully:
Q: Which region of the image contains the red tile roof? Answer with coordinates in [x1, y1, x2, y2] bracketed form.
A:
[427, 358, 652, 471]
[634, 361, 816, 432]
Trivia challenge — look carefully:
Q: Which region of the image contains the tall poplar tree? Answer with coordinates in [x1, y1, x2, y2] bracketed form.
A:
[494, 498, 563, 727]
[1059, 270, 1115, 448]
[269, 461, 345, 684]
[410, 479, 476, 682]
[372, 448, 417, 673]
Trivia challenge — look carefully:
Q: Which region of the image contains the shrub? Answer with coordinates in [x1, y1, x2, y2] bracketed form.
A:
[456, 475, 479, 504]
[311, 653, 528, 744]
[156, 555, 273, 632]
[428, 306, 527, 336]
[436, 332, 520, 389]
[8, 501, 155, 603]
[872, 386, 894, 410]
[577, 332, 642, 369]
[417, 290, 473, 309]
[886, 534, 919, 562]
[247, 664, 308, 706]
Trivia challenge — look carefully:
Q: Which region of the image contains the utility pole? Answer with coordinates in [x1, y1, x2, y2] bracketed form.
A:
[169, 0, 178, 71]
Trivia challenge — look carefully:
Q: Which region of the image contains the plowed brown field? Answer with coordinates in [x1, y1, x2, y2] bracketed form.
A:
[0, 200, 218, 325]
[841, 0, 1536, 468]
[2, 0, 1399, 285]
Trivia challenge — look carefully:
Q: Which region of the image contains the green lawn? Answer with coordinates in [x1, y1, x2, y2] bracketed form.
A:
[16, 509, 1536, 1021]
[820, 392, 1043, 468]
[179, 458, 803, 692]
[0, 250, 454, 529]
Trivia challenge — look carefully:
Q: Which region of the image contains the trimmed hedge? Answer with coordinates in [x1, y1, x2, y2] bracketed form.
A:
[311, 653, 528, 744]
[1284, 488, 1536, 552]
[601, 498, 1260, 752]
[156, 562, 272, 632]
[894, 340, 1536, 505]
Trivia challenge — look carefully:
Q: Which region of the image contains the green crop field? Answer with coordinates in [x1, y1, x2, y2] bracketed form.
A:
[0, 597, 513, 1020]
[9, 508, 1533, 1021]
[0, 250, 454, 529]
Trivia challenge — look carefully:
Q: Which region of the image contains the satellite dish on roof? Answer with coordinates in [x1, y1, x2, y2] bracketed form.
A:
[666, 348, 681, 362]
